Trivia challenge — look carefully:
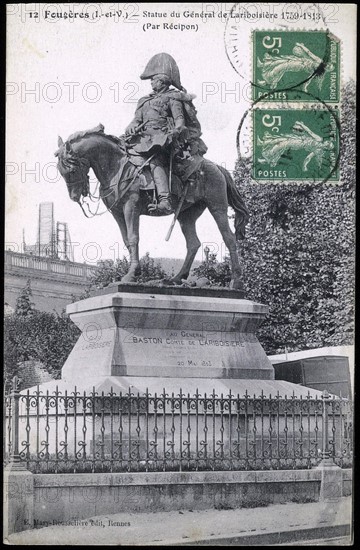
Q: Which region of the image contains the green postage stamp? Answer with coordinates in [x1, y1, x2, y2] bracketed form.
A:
[253, 31, 340, 102]
[253, 107, 339, 182]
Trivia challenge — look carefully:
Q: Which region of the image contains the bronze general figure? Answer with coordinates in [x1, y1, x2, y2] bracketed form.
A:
[56, 53, 249, 289]
[125, 53, 208, 214]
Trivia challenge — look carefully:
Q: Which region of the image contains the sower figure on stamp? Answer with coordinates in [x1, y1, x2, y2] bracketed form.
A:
[125, 52, 207, 214]
[257, 121, 334, 171]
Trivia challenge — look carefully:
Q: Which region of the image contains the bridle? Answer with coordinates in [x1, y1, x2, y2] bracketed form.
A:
[63, 158, 96, 218]
[61, 148, 117, 218]
[60, 143, 156, 219]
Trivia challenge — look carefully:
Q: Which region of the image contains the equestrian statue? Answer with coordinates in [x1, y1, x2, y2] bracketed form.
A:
[56, 53, 249, 289]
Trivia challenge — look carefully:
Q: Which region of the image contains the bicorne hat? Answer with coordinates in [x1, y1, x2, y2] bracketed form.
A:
[140, 53, 182, 90]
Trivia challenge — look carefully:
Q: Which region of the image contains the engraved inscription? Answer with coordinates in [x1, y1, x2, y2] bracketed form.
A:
[82, 341, 111, 351]
[120, 328, 251, 368]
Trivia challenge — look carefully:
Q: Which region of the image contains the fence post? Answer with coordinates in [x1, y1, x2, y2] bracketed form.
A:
[316, 391, 342, 502]
[320, 390, 331, 461]
[9, 376, 22, 467]
[3, 376, 34, 537]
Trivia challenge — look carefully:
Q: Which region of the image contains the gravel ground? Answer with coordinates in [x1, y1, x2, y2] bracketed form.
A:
[6, 497, 352, 546]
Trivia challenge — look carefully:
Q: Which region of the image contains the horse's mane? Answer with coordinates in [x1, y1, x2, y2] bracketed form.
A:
[67, 123, 122, 147]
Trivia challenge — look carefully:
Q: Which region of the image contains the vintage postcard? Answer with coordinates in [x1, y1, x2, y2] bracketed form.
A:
[5, 2, 355, 545]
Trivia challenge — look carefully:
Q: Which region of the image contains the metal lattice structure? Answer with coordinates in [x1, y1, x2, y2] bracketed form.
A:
[36, 202, 55, 257]
[24, 203, 74, 261]
[4, 381, 353, 474]
[56, 222, 74, 262]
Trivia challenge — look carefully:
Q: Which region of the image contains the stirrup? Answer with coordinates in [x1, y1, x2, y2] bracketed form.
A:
[148, 197, 173, 214]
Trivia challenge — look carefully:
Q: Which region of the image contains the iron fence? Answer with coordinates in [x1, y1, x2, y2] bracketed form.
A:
[4, 377, 353, 474]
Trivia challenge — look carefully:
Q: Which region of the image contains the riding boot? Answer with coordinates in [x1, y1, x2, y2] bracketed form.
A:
[148, 164, 173, 214]
[156, 193, 173, 214]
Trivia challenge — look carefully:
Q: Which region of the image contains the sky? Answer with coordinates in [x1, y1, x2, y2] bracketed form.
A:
[6, 3, 357, 264]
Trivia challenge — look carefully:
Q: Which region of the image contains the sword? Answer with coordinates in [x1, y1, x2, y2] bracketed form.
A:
[165, 180, 190, 242]
[169, 148, 173, 194]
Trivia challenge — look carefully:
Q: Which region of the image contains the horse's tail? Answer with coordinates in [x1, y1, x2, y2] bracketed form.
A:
[218, 165, 249, 240]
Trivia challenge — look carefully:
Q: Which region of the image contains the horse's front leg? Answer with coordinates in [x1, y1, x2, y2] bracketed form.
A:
[111, 208, 130, 251]
[171, 203, 206, 284]
[110, 208, 134, 282]
[121, 192, 141, 283]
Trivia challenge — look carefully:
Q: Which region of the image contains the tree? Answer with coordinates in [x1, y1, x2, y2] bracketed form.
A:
[137, 252, 169, 283]
[191, 253, 232, 287]
[86, 253, 169, 289]
[231, 81, 355, 354]
[15, 278, 35, 316]
[4, 281, 81, 387]
[4, 309, 81, 386]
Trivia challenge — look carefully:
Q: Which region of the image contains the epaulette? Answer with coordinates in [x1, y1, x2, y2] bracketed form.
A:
[166, 89, 197, 102]
[135, 89, 197, 111]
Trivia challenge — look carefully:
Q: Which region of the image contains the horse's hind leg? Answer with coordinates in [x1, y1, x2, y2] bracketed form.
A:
[206, 203, 243, 289]
[171, 202, 206, 284]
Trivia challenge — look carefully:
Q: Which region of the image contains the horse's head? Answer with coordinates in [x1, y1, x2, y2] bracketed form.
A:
[55, 136, 91, 203]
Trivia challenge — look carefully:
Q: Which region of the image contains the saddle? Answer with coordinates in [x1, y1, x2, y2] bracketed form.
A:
[111, 136, 205, 205]
[128, 151, 205, 204]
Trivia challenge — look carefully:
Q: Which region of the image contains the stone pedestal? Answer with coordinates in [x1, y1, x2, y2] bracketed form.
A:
[31, 286, 325, 397]
[62, 288, 273, 385]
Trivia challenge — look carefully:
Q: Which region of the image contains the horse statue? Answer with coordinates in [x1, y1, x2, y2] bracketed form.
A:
[55, 124, 249, 289]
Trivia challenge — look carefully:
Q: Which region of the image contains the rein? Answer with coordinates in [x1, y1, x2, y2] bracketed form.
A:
[77, 154, 156, 218]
